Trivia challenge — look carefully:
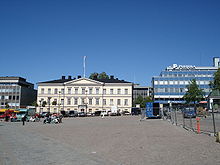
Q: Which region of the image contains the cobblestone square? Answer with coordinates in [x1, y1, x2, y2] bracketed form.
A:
[0, 116, 220, 165]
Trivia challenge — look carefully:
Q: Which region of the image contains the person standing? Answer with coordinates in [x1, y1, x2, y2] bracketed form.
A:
[22, 115, 27, 126]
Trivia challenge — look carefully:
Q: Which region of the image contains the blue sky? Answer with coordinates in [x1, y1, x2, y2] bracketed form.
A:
[0, 0, 220, 87]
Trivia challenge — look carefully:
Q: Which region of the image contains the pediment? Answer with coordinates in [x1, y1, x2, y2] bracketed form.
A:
[64, 78, 103, 86]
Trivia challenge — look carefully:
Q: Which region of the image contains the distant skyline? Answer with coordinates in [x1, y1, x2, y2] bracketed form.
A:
[0, 0, 220, 87]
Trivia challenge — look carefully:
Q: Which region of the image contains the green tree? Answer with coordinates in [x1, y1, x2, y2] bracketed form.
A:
[210, 68, 220, 90]
[89, 72, 99, 79]
[89, 72, 110, 79]
[31, 101, 38, 107]
[183, 79, 204, 104]
[52, 101, 57, 106]
[5, 103, 10, 109]
[98, 72, 109, 79]
[42, 101, 47, 107]
[134, 95, 152, 108]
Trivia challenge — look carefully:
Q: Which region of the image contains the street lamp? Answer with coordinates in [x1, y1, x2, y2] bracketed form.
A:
[58, 91, 61, 113]
[85, 90, 88, 114]
[48, 97, 52, 114]
[39, 99, 43, 114]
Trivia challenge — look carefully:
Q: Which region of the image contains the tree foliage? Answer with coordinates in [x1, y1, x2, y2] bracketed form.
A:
[31, 101, 38, 107]
[134, 95, 153, 108]
[210, 68, 220, 90]
[52, 101, 57, 106]
[5, 103, 10, 109]
[42, 101, 47, 107]
[89, 72, 109, 79]
[183, 79, 204, 104]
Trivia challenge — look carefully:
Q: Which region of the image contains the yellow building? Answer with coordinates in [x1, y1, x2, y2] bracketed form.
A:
[37, 76, 133, 114]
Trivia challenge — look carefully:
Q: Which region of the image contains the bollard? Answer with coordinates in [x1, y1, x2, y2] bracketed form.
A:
[196, 117, 200, 134]
[216, 132, 220, 143]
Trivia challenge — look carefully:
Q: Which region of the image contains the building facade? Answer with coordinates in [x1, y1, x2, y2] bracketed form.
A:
[0, 77, 37, 109]
[37, 76, 133, 114]
[152, 57, 220, 105]
[133, 85, 153, 103]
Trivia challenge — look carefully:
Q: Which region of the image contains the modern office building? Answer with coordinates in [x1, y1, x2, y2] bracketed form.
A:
[152, 57, 220, 105]
[37, 76, 133, 114]
[0, 77, 37, 109]
[133, 85, 153, 103]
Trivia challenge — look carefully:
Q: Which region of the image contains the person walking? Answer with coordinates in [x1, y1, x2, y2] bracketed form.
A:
[22, 115, 27, 126]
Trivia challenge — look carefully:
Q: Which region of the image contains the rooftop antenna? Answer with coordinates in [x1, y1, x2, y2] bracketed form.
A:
[83, 56, 86, 78]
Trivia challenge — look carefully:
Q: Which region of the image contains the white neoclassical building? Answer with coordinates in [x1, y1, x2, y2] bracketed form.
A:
[37, 76, 133, 114]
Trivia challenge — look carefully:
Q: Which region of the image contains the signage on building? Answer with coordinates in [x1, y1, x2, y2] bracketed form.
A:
[167, 64, 196, 70]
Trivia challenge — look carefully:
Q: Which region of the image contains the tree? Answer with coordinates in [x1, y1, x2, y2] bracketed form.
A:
[89, 72, 99, 79]
[89, 72, 110, 80]
[134, 95, 153, 108]
[52, 101, 57, 106]
[5, 103, 10, 109]
[98, 72, 109, 79]
[31, 101, 38, 107]
[210, 68, 220, 90]
[183, 79, 204, 104]
[42, 101, 47, 107]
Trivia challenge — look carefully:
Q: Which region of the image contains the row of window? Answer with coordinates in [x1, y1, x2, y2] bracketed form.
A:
[0, 95, 19, 100]
[40, 98, 129, 106]
[40, 88, 129, 95]
[154, 88, 211, 93]
[161, 74, 213, 78]
[0, 88, 20, 93]
[154, 80, 210, 85]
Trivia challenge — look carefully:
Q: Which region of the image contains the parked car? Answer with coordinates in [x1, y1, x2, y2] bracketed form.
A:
[78, 112, 86, 117]
[182, 107, 196, 118]
[121, 111, 131, 115]
[68, 110, 78, 117]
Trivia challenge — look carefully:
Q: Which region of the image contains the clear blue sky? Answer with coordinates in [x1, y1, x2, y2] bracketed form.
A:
[0, 0, 220, 87]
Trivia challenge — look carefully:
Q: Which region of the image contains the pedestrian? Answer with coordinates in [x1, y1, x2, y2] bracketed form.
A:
[22, 115, 27, 126]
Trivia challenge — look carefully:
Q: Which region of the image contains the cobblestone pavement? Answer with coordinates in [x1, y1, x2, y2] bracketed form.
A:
[0, 116, 220, 165]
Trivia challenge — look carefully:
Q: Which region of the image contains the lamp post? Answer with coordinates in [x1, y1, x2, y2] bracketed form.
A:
[39, 99, 43, 114]
[85, 90, 88, 115]
[58, 91, 61, 113]
[48, 97, 52, 114]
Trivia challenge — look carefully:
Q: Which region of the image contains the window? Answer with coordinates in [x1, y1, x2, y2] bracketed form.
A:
[48, 88, 51, 94]
[124, 89, 128, 95]
[61, 88, 64, 94]
[117, 89, 121, 94]
[74, 98, 78, 105]
[89, 98, 92, 105]
[96, 88, 99, 94]
[110, 89, 114, 94]
[103, 99, 106, 105]
[54, 88, 58, 94]
[67, 98, 71, 105]
[124, 99, 128, 106]
[154, 81, 158, 85]
[82, 88, 86, 94]
[41, 88, 44, 94]
[61, 99, 64, 105]
[103, 89, 106, 94]
[81, 98, 85, 104]
[68, 88, 71, 94]
[75, 88, 78, 94]
[117, 99, 121, 105]
[96, 98, 99, 105]
[110, 99, 113, 105]
[89, 88, 93, 94]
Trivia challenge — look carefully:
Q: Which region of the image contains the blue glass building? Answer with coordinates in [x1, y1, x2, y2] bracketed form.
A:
[152, 57, 220, 105]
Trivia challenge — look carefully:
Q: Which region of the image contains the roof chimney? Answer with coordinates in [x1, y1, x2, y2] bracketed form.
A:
[68, 75, 72, 79]
[61, 76, 65, 80]
[77, 75, 82, 79]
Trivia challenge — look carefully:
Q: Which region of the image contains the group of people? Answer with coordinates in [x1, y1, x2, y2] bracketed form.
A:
[43, 113, 63, 124]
